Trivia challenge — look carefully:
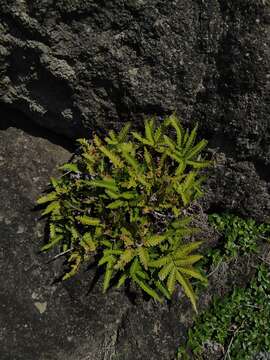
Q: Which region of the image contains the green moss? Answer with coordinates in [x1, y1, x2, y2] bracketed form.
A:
[37, 115, 211, 310]
[178, 265, 270, 360]
[178, 215, 270, 359]
[207, 213, 270, 265]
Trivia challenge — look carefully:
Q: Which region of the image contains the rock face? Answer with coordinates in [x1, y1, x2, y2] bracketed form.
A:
[0, 0, 269, 164]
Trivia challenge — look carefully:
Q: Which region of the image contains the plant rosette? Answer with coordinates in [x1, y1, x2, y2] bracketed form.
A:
[37, 114, 211, 311]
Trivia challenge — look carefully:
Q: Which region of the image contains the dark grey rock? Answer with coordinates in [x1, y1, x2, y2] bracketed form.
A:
[0, 0, 269, 166]
[201, 152, 270, 222]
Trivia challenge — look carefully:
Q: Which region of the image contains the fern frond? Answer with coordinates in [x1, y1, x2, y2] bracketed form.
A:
[174, 255, 203, 266]
[59, 163, 79, 173]
[80, 232, 96, 252]
[76, 216, 101, 226]
[155, 280, 171, 300]
[103, 262, 114, 292]
[175, 270, 197, 312]
[88, 178, 118, 192]
[173, 241, 203, 259]
[119, 144, 139, 170]
[105, 130, 118, 145]
[94, 135, 124, 168]
[178, 267, 206, 282]
[145, 234, 167, 247]
[105, 189, 120, 199]
[118, 122, 131, 143]
[41, 201, 60, 216]
[134, 276, 162, 302]
[163, 135, 176, 152]
[37, 192, 57, 204]
[171, 217, 192, 229]
[183, 124, 198, 154]
[158, 262, 174, 281]
[167, 267, 176, 294]
[132, 131, 152, 146]
[149, 256, 169, 268]
[138, 246, 149, 270]
[63, 252, 82, 280]
[49, 223, 56, 238]
[41, 235, 63, 251]
[182, 172, 197, 192]
[115, 248, 135, 270]
[116, 274, 128, 288]
[175, 161, 186, 176]
[186, 159, 211, 168]
[186, 139, 208, 160]
[145, 118, 155, 145]
[98, 255, 114, 266]
[144, 147, 153, 171]
[106, 200, 126, 209]
[167, 114, 184, 147]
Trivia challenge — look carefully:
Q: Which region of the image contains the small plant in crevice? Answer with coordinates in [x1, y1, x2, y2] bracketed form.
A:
[37, 114, 211, 311]
[206, 213, 270, 266]
[178, 264, 270, 360]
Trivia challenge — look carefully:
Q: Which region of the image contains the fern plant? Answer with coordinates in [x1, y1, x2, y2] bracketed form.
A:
[37, 114, 211, 311]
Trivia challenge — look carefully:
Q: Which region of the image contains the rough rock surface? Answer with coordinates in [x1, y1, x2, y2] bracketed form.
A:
[0, 0, 269, 165]
[202, 153, 270, 222]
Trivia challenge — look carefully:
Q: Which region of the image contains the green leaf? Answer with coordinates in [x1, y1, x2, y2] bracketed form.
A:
[114, 249, 135, 270]
[41, 235, 63, 251]
[103, 263, 114, 292]
[145, 119, 155, 145]
[173, 241, 203, 259]
[184, 124, 198, 154]
[174, 255, 203, 266]
[41, 201, 60, 216]
[116, 274, 128, 288]
[145, 234, 167, 247]
[134, 276, 162, 302]
[59, 163, 79, 173]
[132, 131, 152, 146]
[155, 280, 171, 300]
[88, 179, 118, 192]
[149, 256, 169, 268]
[167, 114, 183, 147]
[106, 200, 126, 209]
[167, 267, 176, 294]
[186, 139, 208, 160]
[138, 246, 149, 269]
[178, 267, 206, 282]
[76, 216, 101, 226]
[94, 135, 124, 168]
[118, 122, 131, 143]
[186, 160, 211, 168]
[175, 270, 197, 312]
[80, 232, 96, 252]
[37, 192, 57, 204]
[159, 262, 174, 281]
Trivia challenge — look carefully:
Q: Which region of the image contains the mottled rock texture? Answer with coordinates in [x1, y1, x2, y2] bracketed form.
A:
[0, 0, 270, 221]
[0, 0, 269, 162]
